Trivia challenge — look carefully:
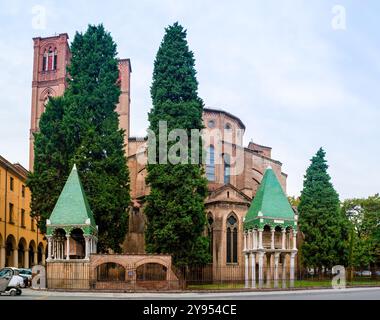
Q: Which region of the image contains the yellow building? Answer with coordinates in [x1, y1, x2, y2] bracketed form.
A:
[0, 155, 46, 268]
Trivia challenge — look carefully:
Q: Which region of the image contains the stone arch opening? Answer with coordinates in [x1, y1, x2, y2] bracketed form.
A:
[136, 263, 167, 281]
[262, 225, 272, 249]
[29, 240, 36, 267]
[5, 235, 16, 267]
[69, 228, 85, 259]
[274, 226, 283, 249]
[37, 242, 44, 264]
[285, 226, 293, 250]
[97, 263, 126, 282]
[18, 238, 27, 268]
[52, 228, 66, 260]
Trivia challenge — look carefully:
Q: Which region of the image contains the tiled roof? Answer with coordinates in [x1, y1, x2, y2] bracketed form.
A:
[244, 166, 295, 229]
[49, 164, 96, 227]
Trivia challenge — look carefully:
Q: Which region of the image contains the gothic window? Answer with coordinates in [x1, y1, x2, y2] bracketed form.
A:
[54, 49, 58, 70]
[42, 50, 47, 71]
[43, 47, 57, 71]
[206, 145, 215, 181]
[223, 153, 231, 184]
[207, 215, 214, 260]
[226, 214, 238, 263]
[47, 48, 54, 70]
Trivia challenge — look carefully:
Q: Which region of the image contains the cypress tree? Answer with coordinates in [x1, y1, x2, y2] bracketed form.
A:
[145, 22, 210, 267]
[29, 25, 130, 252]
[298, 148, 349, 272]
[27, 97, 70, 233]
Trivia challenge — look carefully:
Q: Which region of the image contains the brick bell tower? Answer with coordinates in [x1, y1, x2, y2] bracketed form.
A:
[29, 34, 131, 170]
[29, 33, 70, 170]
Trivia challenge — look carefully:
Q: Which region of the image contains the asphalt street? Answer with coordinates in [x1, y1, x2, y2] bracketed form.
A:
[0, 287, 379, 300]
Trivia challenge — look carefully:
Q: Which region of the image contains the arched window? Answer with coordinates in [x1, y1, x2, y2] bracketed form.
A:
[226, 214, 238, 263]
[207, 215, 214, 260]
[43, 47, 57, 71]
[42, 50, 48, 71]
[47, 48, 54, 70]
[54, 49, 58, 70]
[206, 145, 215, 181]
[223, 154, 231, 184]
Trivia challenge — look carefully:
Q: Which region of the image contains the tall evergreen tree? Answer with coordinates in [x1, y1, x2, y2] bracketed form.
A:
[27, 97, 70, 233]
[145, 22, 210, 267]
[29, 25, 130, 252]
[298, 148, 349, 272]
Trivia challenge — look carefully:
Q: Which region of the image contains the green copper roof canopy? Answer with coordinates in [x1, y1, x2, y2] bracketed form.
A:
[47, 164, 97, 235]
[244, 166, 296, 230]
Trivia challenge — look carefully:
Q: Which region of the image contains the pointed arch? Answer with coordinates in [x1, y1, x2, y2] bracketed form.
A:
[39, 87, 57, 102]
[226, 212, 238, 264]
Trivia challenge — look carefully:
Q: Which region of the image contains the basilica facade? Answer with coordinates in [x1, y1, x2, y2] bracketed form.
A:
[29, 33, 296, 278]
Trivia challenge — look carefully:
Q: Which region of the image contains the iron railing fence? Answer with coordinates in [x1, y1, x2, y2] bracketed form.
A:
[45, 264, 380, 291]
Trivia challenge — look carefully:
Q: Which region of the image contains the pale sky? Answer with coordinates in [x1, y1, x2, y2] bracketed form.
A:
[0, 0, 379, 200]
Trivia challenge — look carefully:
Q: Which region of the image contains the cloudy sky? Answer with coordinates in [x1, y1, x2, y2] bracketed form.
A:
[0, 0, 379, 200]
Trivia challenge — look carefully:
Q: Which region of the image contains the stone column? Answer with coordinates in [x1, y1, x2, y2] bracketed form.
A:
[282, 253, 287, 288]
[66, 235, 70, 260]
[290, 252, 296, 288]
[94, 239, 97, 254]
[13, 249, 18, 268]
[34, 250, 38, 265]
[293, 231, 297, 250]
[0, 246, 6, 268]
[258, 251, 264, 288]
[24, 250, 29, 268]
[47, 236, 52, 260]
[271, 228, 275, 250]
[85, 236, 90, 259]
[266, 254, 272, 288]
[243, 232, 247, 251]
[252, 230, 257, 250]
[251, 253, 256, 288]
[57, 240, 61, 259]
[42, 251, 46, 266]
[274, 253, 280, 288]
[245, 253, 249, 288]
[282, 229, 286, 250]
[258, 229, 263, 250]
[52, 238, 55, 260]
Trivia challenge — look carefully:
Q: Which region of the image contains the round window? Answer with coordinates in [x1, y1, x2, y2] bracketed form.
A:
[208, 120, 216, 128]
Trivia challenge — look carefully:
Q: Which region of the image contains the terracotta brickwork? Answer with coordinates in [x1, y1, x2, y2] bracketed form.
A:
[126, 109, 290, 273]
[29, 35, 131, 170]
[30, 34, 291, 276]
[46, 254, 180, 291]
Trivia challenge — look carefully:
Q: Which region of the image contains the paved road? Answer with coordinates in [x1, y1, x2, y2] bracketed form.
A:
[1, 287, 380, 300]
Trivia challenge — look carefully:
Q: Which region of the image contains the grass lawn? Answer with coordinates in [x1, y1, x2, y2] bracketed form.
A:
[186, 279, 380, 290]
